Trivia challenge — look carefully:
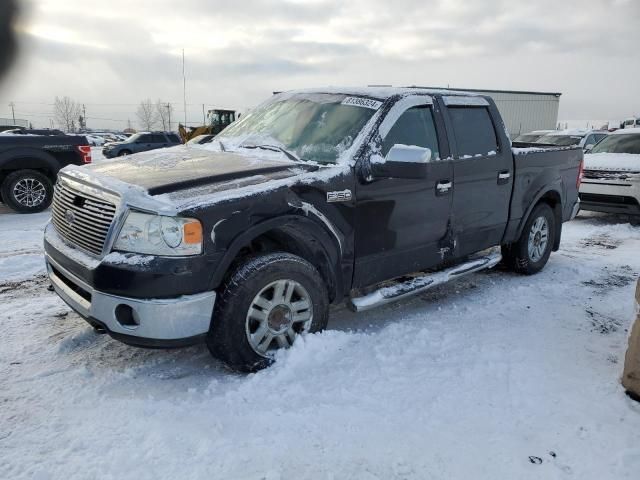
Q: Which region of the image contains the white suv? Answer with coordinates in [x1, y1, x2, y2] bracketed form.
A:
[579, 129, 640, 216]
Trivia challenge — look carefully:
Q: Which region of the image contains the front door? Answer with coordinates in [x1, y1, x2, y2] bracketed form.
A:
[443, 98, 512, 257]
[353, 98, 453, 287]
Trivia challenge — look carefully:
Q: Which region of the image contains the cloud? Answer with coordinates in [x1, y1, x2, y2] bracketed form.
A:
[2, 0, 639, 128]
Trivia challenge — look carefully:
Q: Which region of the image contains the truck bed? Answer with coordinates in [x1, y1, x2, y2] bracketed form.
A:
[506, 145, 583, 240]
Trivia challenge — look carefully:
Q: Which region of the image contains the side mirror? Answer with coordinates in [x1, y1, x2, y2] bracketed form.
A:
[370, 145, 432, 179]
[584, 144, 594, 153]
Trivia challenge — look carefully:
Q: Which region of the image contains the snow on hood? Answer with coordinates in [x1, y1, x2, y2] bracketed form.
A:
[584, 152, 640, 172]
[60, 145, 351, 213]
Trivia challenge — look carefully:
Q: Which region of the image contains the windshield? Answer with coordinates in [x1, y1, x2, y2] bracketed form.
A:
[514, 133, 545, 142]
[215, 93, 379, 164]
[187, 134, 214, 145]
[536, 134, 583, 146]
[591, 133, 640, 154]
[124, 133, 141, 143]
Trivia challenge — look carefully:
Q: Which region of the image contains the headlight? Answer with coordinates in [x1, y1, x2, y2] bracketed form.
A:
[114, 211, 203, 256]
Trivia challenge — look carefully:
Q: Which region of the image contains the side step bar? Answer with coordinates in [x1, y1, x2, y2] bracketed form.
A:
[348, 249, 502, 312]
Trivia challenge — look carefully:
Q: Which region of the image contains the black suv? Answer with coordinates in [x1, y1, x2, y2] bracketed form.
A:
[102, 132, 181, 158]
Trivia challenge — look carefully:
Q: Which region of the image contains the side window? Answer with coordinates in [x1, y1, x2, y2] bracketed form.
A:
[151, 134, 165, 143]
[382, 106, 440, 159]
[168, 134, 180, 143]
[448, 107, 498, 157]
[584, 134, 595, 146]
[138, 134, 153, 143]
[595, 134, 607, 142]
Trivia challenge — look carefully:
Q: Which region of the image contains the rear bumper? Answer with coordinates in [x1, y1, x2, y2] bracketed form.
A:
[46, 253, 215, 347]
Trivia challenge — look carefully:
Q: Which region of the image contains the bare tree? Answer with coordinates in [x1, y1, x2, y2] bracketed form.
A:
[136, 99, 158, 131]
[53, 96, 82, 132]
[155, 100, 173, 131]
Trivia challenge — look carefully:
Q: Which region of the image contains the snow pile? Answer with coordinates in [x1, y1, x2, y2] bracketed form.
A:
[1, 213, 640, 479]
[0, 209, 49, 282]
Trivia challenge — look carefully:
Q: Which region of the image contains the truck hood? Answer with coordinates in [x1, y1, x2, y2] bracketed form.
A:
[584, 152, 640, 173]
[84, 146, 318, 195]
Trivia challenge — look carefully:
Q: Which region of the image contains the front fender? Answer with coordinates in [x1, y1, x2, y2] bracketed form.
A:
[207, 212, 345, 301]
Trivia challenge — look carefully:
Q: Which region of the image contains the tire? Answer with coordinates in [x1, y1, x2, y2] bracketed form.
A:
[502, 203, 555, 275]
[0, 170, 54, 214]
[118, 150, 132, 157]
[207, 252, 329, 372]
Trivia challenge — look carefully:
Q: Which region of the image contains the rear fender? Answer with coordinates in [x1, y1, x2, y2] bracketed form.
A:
[513, 188, 563, 251]
[0, 147, 61, 178]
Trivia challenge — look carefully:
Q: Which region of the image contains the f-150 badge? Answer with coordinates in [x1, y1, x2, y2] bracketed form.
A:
[327, 189, 353, 203]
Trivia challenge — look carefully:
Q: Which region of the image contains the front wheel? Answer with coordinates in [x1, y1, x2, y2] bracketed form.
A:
[502, 203, 555, 275]
[207, 252, 329, 372]
[0, 170, 54, 213]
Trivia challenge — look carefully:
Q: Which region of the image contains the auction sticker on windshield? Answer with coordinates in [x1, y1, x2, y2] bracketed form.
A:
[341, 97, 383, 110]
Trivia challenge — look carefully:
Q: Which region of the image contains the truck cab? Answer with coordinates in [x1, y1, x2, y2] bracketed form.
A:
[44, 87, 582, 371]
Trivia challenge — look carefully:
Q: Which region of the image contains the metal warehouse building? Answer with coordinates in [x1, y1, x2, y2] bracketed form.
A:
[433, 87, 562, 139]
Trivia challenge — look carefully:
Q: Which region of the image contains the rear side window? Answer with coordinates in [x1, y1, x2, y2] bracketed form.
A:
[151, 134, 166, 143]
[168, 134, 181, 143]
[382, 106, 440, 159]
[448, 107, 498, 157]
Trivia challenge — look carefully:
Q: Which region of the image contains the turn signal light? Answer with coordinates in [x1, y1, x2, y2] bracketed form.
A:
[183, 221, 203, 245]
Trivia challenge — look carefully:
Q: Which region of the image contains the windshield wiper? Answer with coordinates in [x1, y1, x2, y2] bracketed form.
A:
[240, 143, 304, 162]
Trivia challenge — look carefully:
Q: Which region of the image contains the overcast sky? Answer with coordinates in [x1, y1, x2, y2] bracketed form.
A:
[1, 0, 639, 130]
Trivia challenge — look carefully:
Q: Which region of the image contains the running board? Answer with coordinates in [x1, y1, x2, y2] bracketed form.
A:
[348, 249, 502, 312]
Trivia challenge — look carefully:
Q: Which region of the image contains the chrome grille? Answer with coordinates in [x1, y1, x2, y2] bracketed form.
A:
[51, 182, 117, 255]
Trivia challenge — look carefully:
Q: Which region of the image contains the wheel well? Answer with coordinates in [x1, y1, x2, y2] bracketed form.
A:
[224, 226, 338, 302]
[0, 165, 55, 185]
[537, 191, 563, 251]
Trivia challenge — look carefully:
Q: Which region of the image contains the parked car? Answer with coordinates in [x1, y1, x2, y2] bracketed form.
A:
[512, 130, 556, 143]
[536, 129, 609, 151]
[579, 129, 640, 216]
[44, 87, 582, 371]
[623, 117, 640, 129]
[102, 131, 182, 158]
[86, 134, 106, 146]
[0, 134, 91, 213]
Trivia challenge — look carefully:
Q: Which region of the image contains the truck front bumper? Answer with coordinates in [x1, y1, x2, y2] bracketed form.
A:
[46, 253, 216, 348]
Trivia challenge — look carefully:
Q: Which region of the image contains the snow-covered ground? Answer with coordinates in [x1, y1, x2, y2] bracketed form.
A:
[1, 210, 640, 480]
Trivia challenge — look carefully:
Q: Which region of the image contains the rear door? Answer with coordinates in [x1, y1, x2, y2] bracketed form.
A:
[152, 134, 169, 148]
[442, 97, 512, 257]
[353, 96, 453, 287]
[136, 134, 154, 152]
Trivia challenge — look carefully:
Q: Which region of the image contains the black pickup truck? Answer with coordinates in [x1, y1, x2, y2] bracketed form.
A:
[0, 134, 91, 212]
[43, 87, 582, 371]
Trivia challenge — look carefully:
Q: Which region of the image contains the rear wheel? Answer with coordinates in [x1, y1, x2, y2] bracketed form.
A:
[502, 203, 555, 275]
[0, 169, 53, 213]
[207, 252, 329, 372]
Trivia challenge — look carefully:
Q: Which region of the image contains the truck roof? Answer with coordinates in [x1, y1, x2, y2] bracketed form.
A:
[285, 86, 488, 101]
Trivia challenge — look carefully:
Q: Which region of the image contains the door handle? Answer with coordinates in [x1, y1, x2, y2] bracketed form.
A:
[436, 181, 453, 196]
[497, 171, 511, 185]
